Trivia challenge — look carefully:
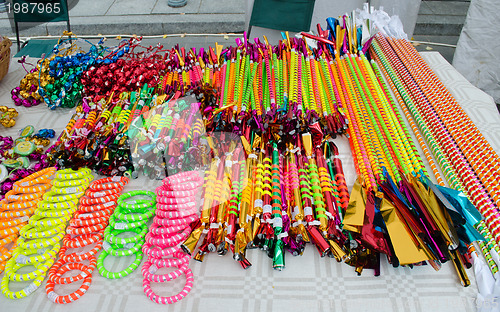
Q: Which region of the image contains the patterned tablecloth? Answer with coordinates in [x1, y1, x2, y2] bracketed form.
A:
[1, 51, 498, 312]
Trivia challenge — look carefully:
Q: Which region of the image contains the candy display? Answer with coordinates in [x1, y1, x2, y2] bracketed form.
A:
[11, 57, 43, 108]
[38, 35, 132, 110]
[0, 106, 18, 128]
[0, 6, 499, 308]
[0, 126, 54, 201]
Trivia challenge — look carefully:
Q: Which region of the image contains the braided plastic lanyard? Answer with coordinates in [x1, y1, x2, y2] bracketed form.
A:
[142, 171, 200, 304]
[1, 168, 91, 299]
[98, 190, 156, 280]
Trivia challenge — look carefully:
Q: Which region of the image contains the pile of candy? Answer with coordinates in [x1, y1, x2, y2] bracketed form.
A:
[0, 126, 54, 200]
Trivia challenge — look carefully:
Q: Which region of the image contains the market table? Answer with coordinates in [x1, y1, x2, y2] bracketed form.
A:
[1, 51, 497, 312]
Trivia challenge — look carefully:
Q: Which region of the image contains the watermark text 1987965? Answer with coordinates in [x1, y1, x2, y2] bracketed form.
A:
[6, 2, 61, 14]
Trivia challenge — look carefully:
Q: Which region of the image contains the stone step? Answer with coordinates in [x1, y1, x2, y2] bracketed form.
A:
[0, 13, 245, 38]
[0, 0, 246, 38]
[419, 1, 470, 16]
[414, 1, 470, 36]
[413, 35, 459, 63]
[414, 13, 467, 36]
[413, 35, 460, 45]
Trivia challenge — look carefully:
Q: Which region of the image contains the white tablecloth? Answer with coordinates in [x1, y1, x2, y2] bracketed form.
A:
[1, 51, 498, 312]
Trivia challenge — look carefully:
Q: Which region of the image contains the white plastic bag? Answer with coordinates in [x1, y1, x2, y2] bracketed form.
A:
[453, 0, 500, 104]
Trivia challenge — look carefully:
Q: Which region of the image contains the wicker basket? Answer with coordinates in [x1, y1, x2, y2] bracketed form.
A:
[0, 37, 12, 82]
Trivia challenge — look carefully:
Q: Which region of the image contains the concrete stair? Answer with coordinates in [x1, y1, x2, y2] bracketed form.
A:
[413, 0, 470, 62]
[414, 0, 470, 36]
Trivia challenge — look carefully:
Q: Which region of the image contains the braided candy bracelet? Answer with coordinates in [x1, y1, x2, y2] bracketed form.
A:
[98, 190, 156, 279]
[45, 176, 128, 304]
[0, 167, 56, 273]
[142, 171, 201, 304]
[1, 168, 91, 299]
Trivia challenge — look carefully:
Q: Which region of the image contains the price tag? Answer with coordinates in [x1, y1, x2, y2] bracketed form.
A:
[103, 201, 115, 208]
[149, 264, 158, 274]
[114, 223, 126, 230]
[102, 241, 111, 251]
[16, 255, 28, 264]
